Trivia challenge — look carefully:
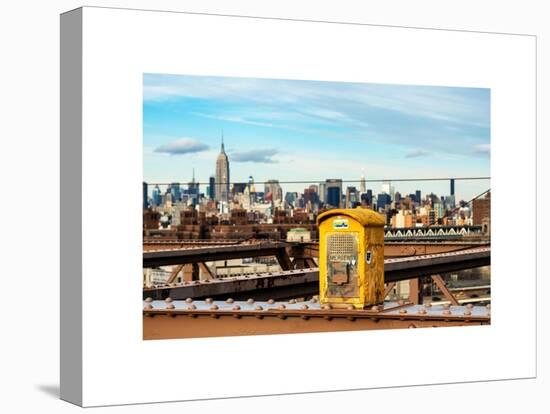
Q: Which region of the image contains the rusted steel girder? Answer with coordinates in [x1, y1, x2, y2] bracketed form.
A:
[143, 248, 490, 300]
[143, 299, 490, 340]
[143, 242, 291, 268]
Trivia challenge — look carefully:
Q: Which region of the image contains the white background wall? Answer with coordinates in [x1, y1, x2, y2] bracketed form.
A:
[0, 0, 548, 412]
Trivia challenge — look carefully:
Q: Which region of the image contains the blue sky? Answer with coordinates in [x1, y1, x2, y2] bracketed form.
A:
[143, 74, 490, 201]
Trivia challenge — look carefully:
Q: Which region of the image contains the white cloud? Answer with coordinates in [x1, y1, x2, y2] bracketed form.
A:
[153, 138, 209, 155]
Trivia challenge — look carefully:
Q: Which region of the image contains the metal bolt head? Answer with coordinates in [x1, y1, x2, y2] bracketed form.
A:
[399, 309, 408, 314]
[232, 305, 241, 311]
[187, 304, 197, 310]
[144, 303, 153, 310]
[246, 298, 255, 304]
[442, 309, 452, 315]
[210, 305, 219, 310]
[166, 303, 175, 310]
[300, 304, 309, 310]
[346, 305, 355, 311]
[417, 309, 427, 315]
[466, 303, 474, 309]
[371, 305, 380, 312]
[424, 302, 432, 308]
[322, 304, 332, 310]
[205, 298, 213, 304]
[288, 299, 297, 304]
[226, 298, 234, 304]
[398, 299, 405, 306]
[185, 298, 193, 303]
[164, 297, 173, 303]
[278, 304, 286, 310]
[310, 297, 318, 303]
[255, 305, 263, 311]
[267, 299, 275, 304]
[464, 310, 472, 316]
[144, 297, 153, 303]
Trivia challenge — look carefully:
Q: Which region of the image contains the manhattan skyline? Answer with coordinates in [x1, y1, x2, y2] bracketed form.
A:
[143, 74, 490, 200]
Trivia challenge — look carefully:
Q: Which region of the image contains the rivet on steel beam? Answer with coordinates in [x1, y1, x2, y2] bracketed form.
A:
[443, 303, 450, 309]
[144, 303, 153, 310]
[346, 305, 355, 311]
[267, 299, 275, 304]
[187, 304, 197, 310]
[226, 298, 234, 304]
[278, 304, 286, 310]
[300, 304, 309, 310]
[486, 304, 491, 309]
[145, 297, 153, 303]
[442, 309, 452, 316]
[398, 299, 405, 306]
[424, 303, 432, 308]
[247, 298, 255, 304]
[232, 305, 241, 311]
[464, 310, 472, 316]
[288, 299, 297, 304]
[399, 309, 408, 314]
[322, 304, 332, 310]
[165, 297, 173, 303]
[255, 305, 263, 311]
[185, 298, 193, 303]
[205, 298, 213, 304]
[417, 309, 427, 315]
[466, 303, 474, 309]
[408, 324, 417, 329]
[371, 305, 380, 312]
[210, 305, 219, 310]
[310, 297, 318, 303]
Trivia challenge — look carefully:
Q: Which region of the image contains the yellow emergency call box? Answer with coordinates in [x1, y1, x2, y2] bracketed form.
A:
[317, 208, 385, 309]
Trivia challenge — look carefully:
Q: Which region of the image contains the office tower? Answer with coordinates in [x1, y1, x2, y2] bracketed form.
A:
[142, 181, 148, 210]
[215, 135, 230, 202]
[152, 184, 162, 206]
[208, 176, 215, 200]
[381, 181, 394, 201]
[265, 179, 283, 203]
[325, 179, 343, 208]
[188, 168, 199, 206]
[415, 190, 422, 205]
[170, 182, 181, 203]
[360, 169, 366, 194]
[345, 186, 359, 208]
[377, 193, 391, 210]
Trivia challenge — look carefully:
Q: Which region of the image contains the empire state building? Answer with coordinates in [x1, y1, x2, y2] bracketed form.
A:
[215, 136, 230, 202]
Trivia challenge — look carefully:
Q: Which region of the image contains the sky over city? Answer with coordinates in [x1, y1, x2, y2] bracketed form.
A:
[143, 73, 490, 201]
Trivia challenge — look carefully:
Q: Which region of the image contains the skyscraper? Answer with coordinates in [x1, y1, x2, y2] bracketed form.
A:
[152, 185, 162, 206]
[208, 176, 215, 200]
[170, 182, 181, 203]
[215, 135, 230, 203]
[188, 169, 199, 206]
[143, 181, 148, 210]
[360, 169, 366, 194]
[325, 179, 343, 208]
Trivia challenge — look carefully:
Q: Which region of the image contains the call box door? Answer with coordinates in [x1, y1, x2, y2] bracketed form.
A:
[326, 232, 360, 298]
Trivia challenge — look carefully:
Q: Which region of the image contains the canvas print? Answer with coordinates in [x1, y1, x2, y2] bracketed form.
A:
[142, 74, 491, 340]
